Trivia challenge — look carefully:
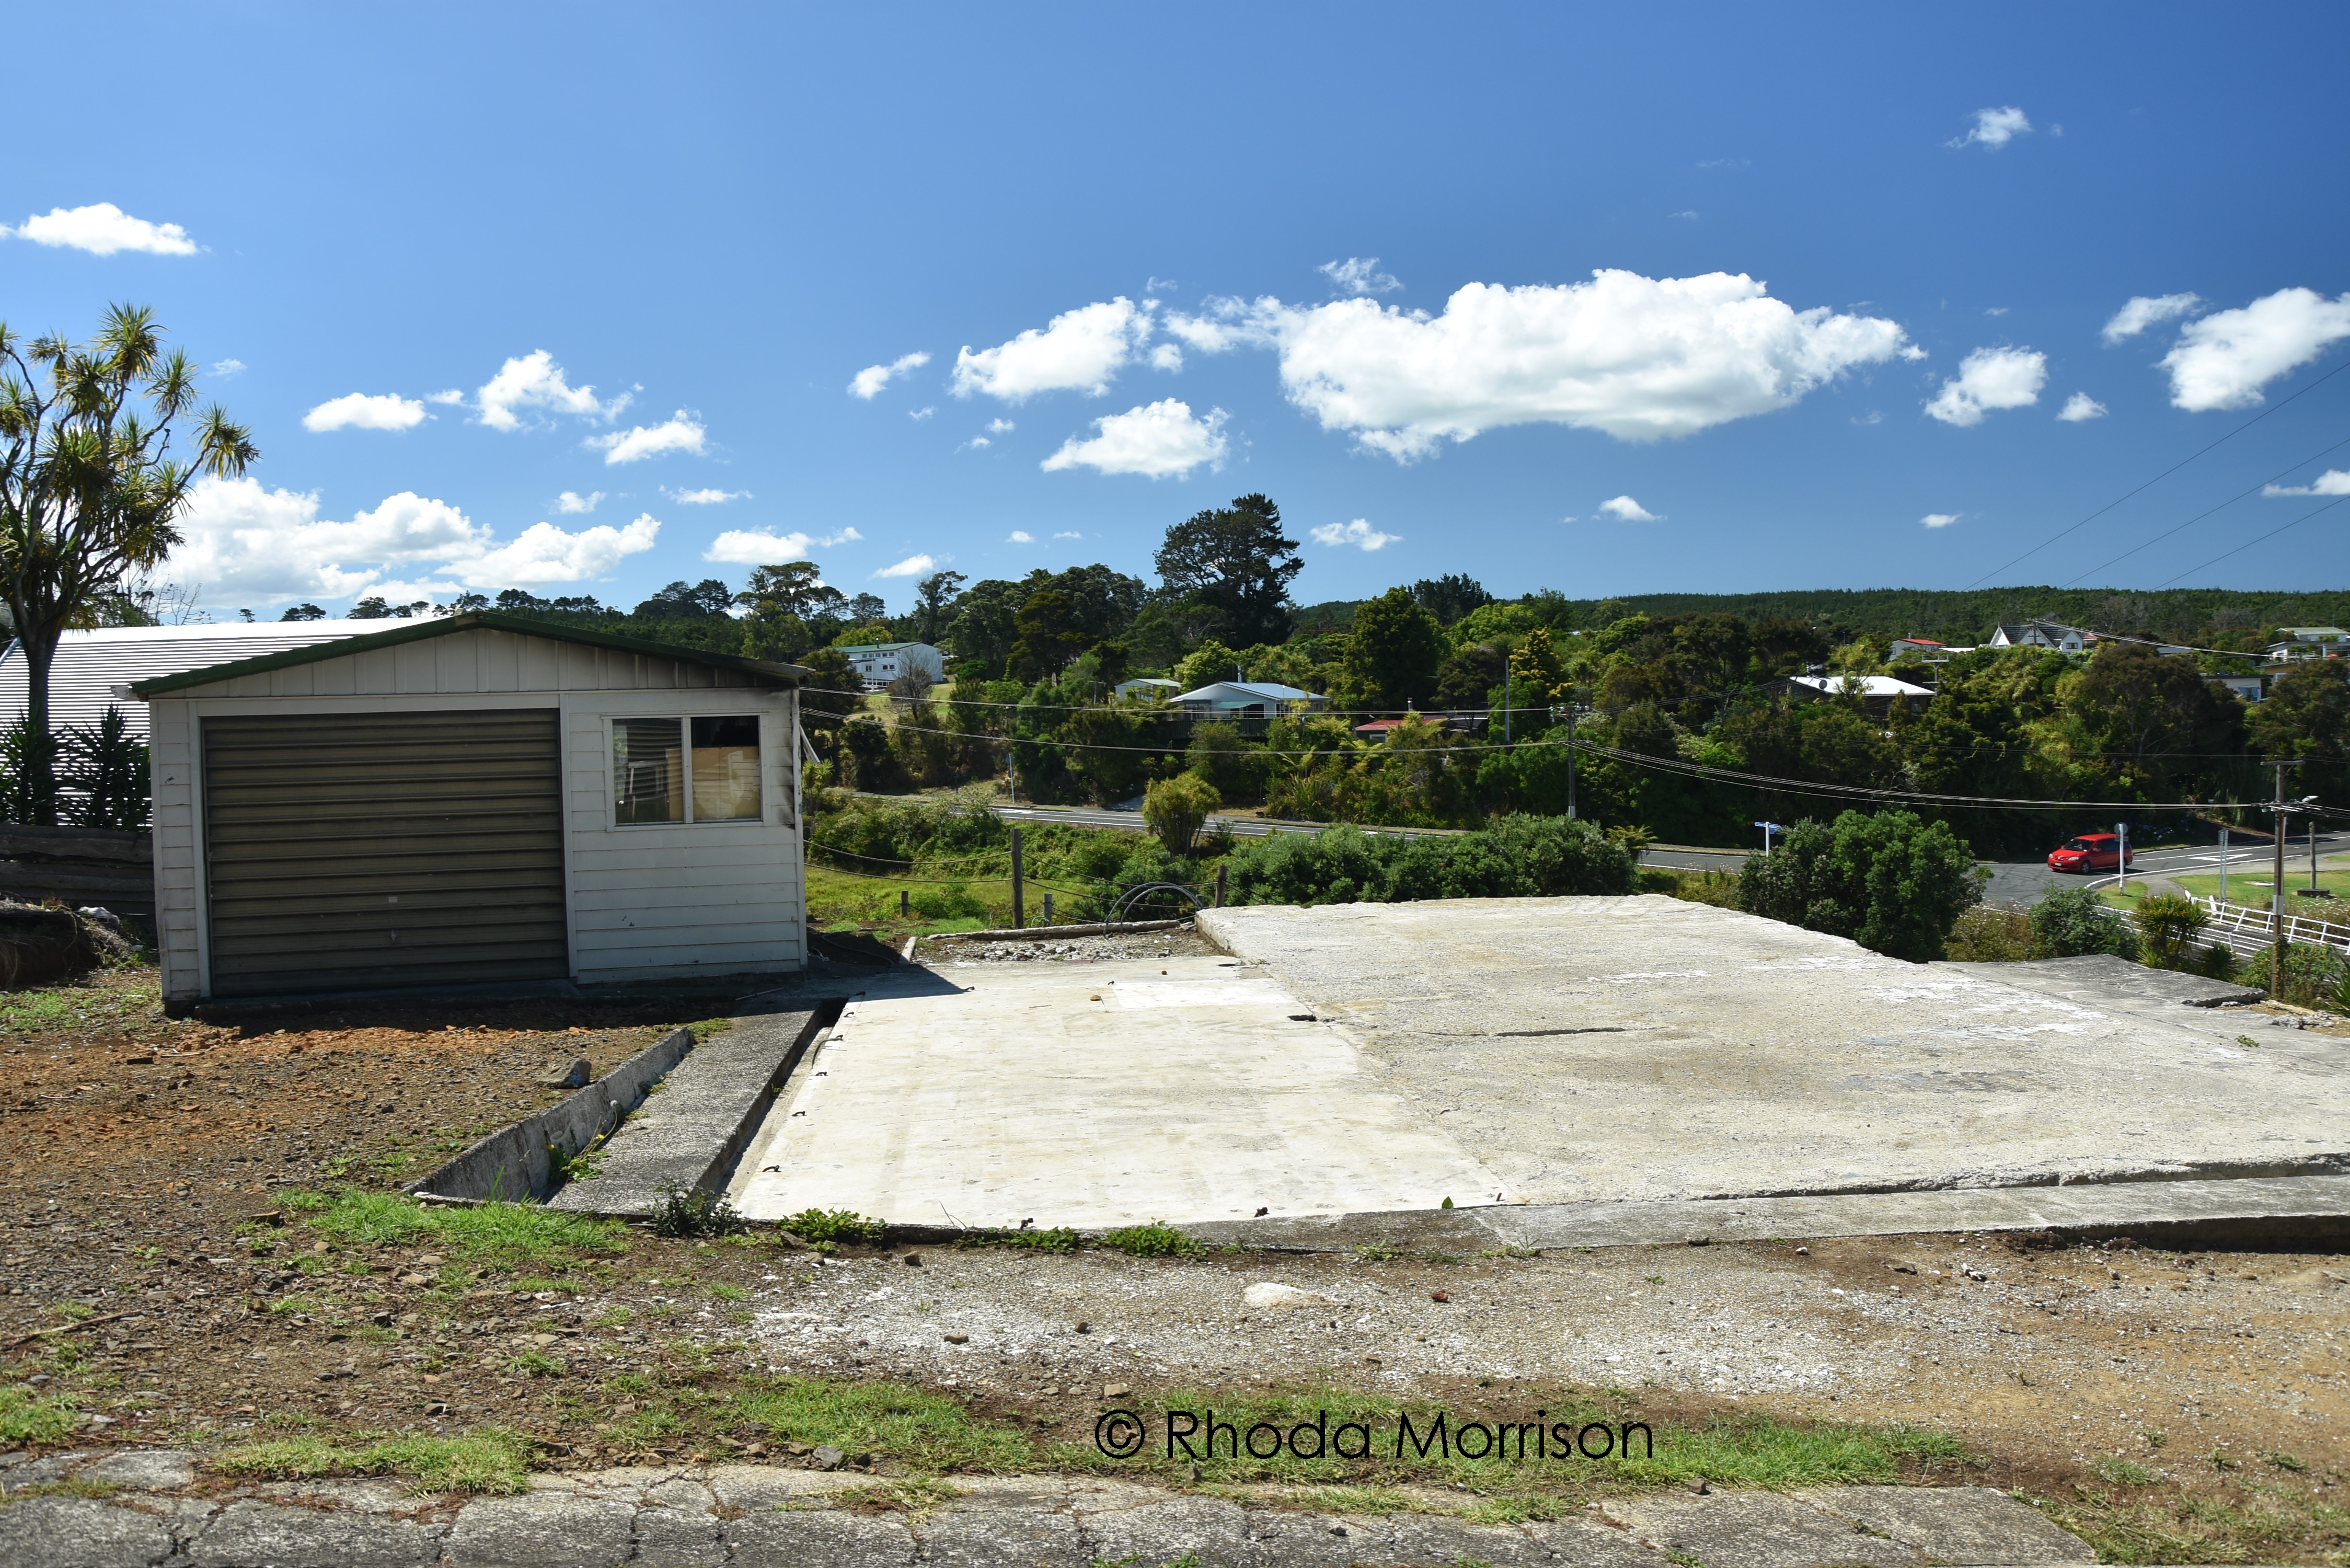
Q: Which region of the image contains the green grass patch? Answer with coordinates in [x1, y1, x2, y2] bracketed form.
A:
[1100, 1223, 1205, 1259]
[2094, 1455, 2162, 1486]
[0, 1385, 82, 1445]
[510, 1276, 580, 1295]
[727, 1378, 1036, 1473]
[951, 1226, 1080, 1253]
[508, 1350, 565, 1378]
[708, 1282, 750, 1301]
[0, 1478, 116, 1509]
[778, 1208, 886, 1246]
[214, 1430, 533, 1494]
[302, 1189, 627, 1272]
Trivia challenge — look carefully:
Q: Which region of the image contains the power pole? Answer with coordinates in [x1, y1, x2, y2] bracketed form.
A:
[2269, 761, 2297, 997]
[1564, 708, 1578, 821]
[1009, 827, 1024, 930]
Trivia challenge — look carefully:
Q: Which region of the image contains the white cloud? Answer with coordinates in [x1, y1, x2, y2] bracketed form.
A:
[1007, 531, 1034, 544]
[665, 487, 746, 505]
[959, 436, 991, 451]
[909, 406, 934, 421]
[588, 412, 706, 465]
[302, 393, 427, 433]
[471, 514, 661, 585]
[1236, 270, 1913, 458]
[1597, 495, 1660, 522]
[1671, 210, 1700, 221]
[1320, 257, 1401, 296]
[1040, 399, 1228, 478]
[1161, 310, 1251, 354]
[2264, 468, 2350, 497]
[1853, 410, 1884, 425]
[1921, 512, 1961, 529]
[475, 350, 627, 431]
[848, 351, 931, 399]
[1053, 531, 1082, 540]
[8, 201, 197, 256]
[1308, 518, 1400, 550]
[163, 476, 658, 602]
[873, 554, 934, 579]
[701, 526, 859, 564]
[2159, 287, 2350, 412]
[1984, 306, 2009, 317]
[1950, 106, 2031, 149]
[210, 359, 246, 379]
[1925, 347, 2047, 425]
[557, 491, 604, 513]
[424, 389, 465, 405]
[952, 297, 1153, 400]
[986, 418, 1015, 433]
[2101, 292, 2202, 344]
[1148, 342, 1184, 372]
[2057, 391, 2107, 422]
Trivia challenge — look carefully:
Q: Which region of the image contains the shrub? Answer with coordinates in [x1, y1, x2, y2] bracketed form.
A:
[2193, 941, 2240, 983]
[2132, 893, 2209, 970]
[2276, 942, 2348, 1011]
[649, 1185, 748, 1239]
[779, 1208, 886, 1246]
[1101, 1222, 1205, 1258]
[1222, 815, 1634, 907]
[1945, 904, 2034, 962]
[1142, 774, 1220, 856]
[1736, 810, 1982, 962]
[2030, 886, 2139, 961]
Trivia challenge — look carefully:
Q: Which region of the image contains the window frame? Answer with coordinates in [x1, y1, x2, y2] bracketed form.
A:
[606, 711, 766, 829]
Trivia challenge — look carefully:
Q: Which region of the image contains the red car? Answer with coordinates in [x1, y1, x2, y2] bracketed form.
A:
[2047, 833, 2134, 873]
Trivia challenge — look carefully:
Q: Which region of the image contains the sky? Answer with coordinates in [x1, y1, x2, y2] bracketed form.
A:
[5, 2, 2348, 620]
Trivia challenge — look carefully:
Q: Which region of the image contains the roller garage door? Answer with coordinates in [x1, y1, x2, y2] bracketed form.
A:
[201, 709, 568, 997]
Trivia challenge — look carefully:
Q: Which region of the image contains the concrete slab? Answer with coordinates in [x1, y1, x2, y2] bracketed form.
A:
[728, 956, 1506, 1230]
[1940, 953, 2263, 1010]
[1197, 898, 2350, 1204]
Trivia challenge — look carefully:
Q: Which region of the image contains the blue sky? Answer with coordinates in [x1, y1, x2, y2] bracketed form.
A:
[6, 3, 2348, 618]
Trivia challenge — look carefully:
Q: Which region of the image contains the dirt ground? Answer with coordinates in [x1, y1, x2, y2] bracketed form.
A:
[1, 956, 2345, 1562]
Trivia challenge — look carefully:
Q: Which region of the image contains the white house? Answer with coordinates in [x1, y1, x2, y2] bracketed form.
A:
[133, 612, 808, 1006]
[1114, 677, 1181, 701]
[1987, 621, 2090, 654]
[2213, 673, 2265, 704]
[1174, 680, 1329, 722]
[1767, 673, 1937, 719]
[842, 641, 944, 690]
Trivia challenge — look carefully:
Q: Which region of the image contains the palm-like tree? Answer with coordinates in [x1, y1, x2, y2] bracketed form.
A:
[0, 304, 257, 822]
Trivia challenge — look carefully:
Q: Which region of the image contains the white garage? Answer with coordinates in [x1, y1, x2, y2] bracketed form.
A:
[134, 612, 808, 1005]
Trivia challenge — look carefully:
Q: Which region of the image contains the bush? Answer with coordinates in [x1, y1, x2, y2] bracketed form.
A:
[1223, 815, 1634, 907]
[2030, 886, 2139, 961]
[1945, 904, 2034, 962]
[1100, 1221, 1205, 1258]
[649, 1185, 748, 1238]
[779, 1208, 886, 1246]
[1142, 774, 1220, 856]
[1736, 810, 1982, 962]
[2132, 893, 2209, 970]
[2276, 942, 2349, 1011]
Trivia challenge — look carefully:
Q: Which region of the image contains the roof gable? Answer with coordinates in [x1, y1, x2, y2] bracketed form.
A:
[129, 611, 804, 697]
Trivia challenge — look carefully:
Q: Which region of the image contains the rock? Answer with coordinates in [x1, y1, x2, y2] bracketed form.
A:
[811, 1446, 845, 1471]
[943, 1333, 969, 1344]
[1103, 1383, 1130, 1398]
[1430, 1290, 1449, 1302]
[536, 1056, 592, 1090]
[1242, 1282, 1337, 1311]
[1688, 1475, 1711, 1494]
[784, 1442, 812, 1456]
[901, 1252, 923, 1267]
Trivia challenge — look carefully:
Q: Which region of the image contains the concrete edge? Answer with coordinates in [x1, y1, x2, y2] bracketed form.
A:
[404, 1026, 697, 1205]
[918, 918, 1191, 944]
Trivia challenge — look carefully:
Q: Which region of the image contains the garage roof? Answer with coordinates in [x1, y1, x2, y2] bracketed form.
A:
[129, 610, 807, 697]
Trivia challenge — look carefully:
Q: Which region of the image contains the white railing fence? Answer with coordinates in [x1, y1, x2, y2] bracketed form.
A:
[2193, 895, 2350, 959]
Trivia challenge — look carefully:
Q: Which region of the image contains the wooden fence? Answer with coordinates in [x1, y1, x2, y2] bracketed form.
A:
[0, 825, 153, 918]
[2194, 894, 2350, 959]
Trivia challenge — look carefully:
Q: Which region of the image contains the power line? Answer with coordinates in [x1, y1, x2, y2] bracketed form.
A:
[2062, 430, 2350, 586]
[1573, 740, 2245, 814]
[1962, 357, 2350, 591]
[2156, 493, 2350, 589]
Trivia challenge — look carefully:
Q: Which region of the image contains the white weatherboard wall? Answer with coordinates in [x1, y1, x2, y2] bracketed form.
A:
[145, 626, 805, 1000]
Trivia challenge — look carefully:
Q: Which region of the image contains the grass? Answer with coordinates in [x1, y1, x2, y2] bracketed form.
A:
[952, 1226, 1081, 1253]
[0, 1384, 82, 1444]
[1101, 1223, 1205, 1259]
[299, 1188, 628, 1271]
[649, 1185, 751, 1239]
[0, 1478, 116, 1509]
[2045, 1482, 2350, 1565]
[726, 1378, 1035, 1473]
[214, 1431, 533, 1494]
[778, 1208, 888, 1246]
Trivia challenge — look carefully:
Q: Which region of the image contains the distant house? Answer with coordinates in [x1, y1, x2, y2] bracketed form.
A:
[2212, 673, 2265, 704]
[1765, 673, 1936, 720]
[2267, 627, 2348, 663]
[1987, 621, 2090, 654]
[1888, 637, 1945, 656]
[0, 621, 373, 743]
[1174, 680, 1328, 728]
[1115, 677, 1181, 701]
[841, 641, 944, 690]
[1352, 712, 1484, 740]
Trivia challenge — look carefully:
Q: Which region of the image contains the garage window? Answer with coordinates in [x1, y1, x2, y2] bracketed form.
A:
[613, 716, 761, 825]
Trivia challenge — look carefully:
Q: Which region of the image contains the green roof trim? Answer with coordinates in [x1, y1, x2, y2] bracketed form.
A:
[128, 611, 807, 697]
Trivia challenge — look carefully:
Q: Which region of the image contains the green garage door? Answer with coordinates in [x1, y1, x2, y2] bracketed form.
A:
[202, 709, 568, 997]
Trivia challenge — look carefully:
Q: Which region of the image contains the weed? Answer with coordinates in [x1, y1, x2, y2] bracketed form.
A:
[509, 1350, 565, 1378]
[727, 1377, 1035, 1473]
[548, 1136, 608, 1185]
[832, 1477, 961, 1516]
[0, 1385, 81, 1444]
[778, 1207, 886, 1247]
[1480, 1246, 1542, 1260]
[1643, 1276, 1664, 1285]
[2093, 1456, 2161, 1486]
[2265, 1451, 2306, 1472]
[510, 1276, 580, 1295]
[688, 1018, 735, 1042]
[1353, 1243, 1401, 1263]
[589, 1307, 633, 1331]
[709, 1283, 751, 1302]
[650, 1186, 751, 1239]
[214, 1431, 533, 1494]
[51, 1301, 94, 1322]
[0, 1478, 116, 1509]
[952, 1226, 1080, 1253]
[1101, 1223, 1204, 1259]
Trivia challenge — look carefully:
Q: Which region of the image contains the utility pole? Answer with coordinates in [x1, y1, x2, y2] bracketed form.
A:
[1564, 707, 1578, 820]
[2116, 821, 2129, 893]
[2217, 825, 2229, 904]
[2268, 761, 2306, 997]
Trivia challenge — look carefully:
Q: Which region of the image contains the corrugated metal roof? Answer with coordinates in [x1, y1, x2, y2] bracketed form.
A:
[0, 623, 372, 742]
